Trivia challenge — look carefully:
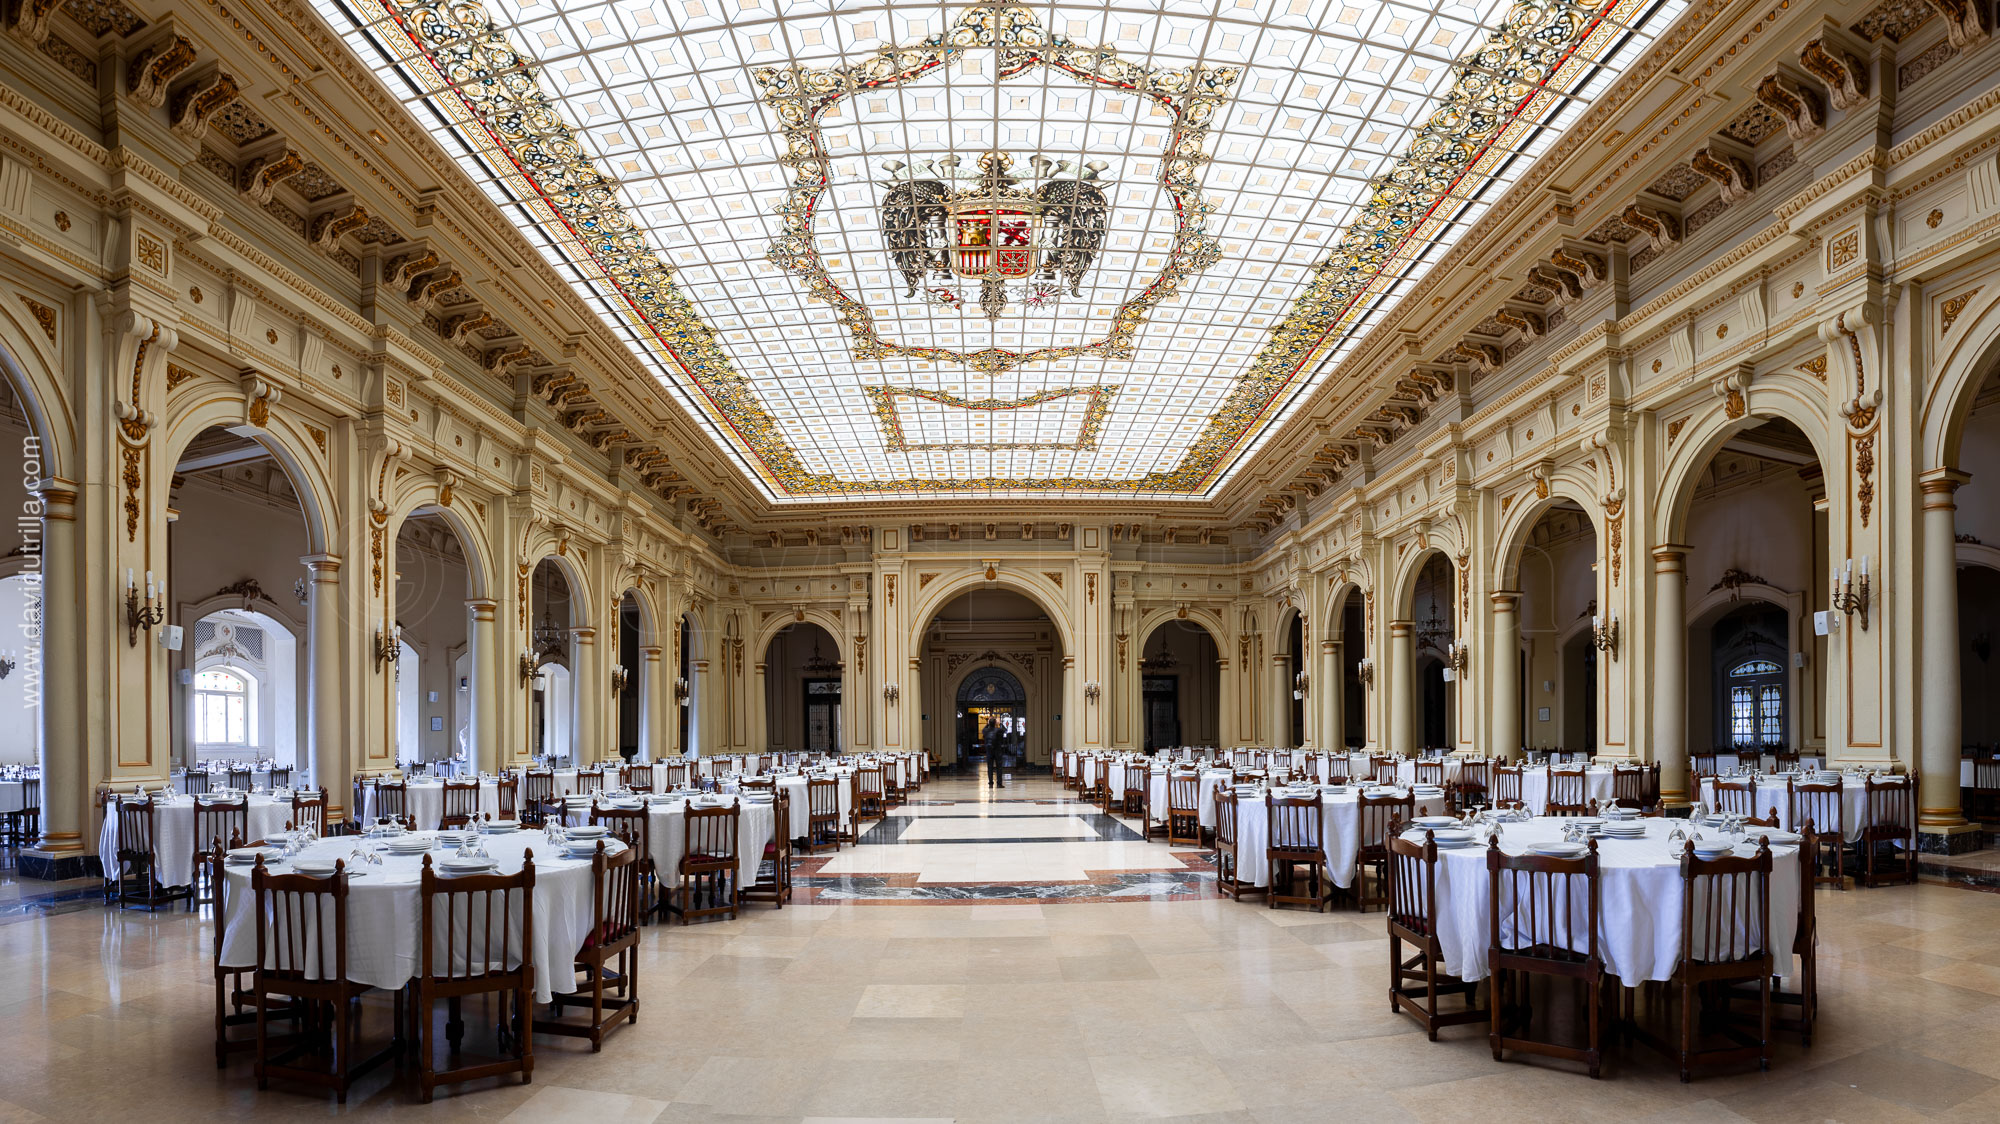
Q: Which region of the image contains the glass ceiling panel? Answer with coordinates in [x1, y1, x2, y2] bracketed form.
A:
[315, 0, 1686, 502]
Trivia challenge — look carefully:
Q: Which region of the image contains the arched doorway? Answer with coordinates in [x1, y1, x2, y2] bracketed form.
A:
[1510, 501, 1599, 754]
[956, 666, 1025, 772]
[1140, 619, 1220, 751]
[1284, 612, 1305, 747]
[1332, 587, 1364, 750]
[763, 621, 842, 754]
[614, 591, 647, 760]
[1677, 416, 1824, 765]
[1407, 552, 1457, 754]
[677, 612, 699, 757]
[393, 509, 477, 769]
[167, 427, 312, 773]
[527, 559, 576, 761]
[919, 589, 1062, 768]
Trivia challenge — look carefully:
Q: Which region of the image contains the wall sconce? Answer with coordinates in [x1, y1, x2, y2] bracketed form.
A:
[1831, 555, 1870, 631]
[1293, 670, 1309, 700]
[610, 663, 629, 694]
[1590, 612, 1620, 660]
[124, 568, 164, 647]
[372, 619, 402, 673]
[518, 649, 539, 685]
[1083, 680, 1101, 703]
[292, 577, 309, 605]
[883, 683, 900, 704]
[0, 649, 17, 680]
[1356, 657, 1375, 689]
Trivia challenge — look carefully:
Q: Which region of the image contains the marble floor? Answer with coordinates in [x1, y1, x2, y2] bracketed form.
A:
[6, 768, 2000, 1121]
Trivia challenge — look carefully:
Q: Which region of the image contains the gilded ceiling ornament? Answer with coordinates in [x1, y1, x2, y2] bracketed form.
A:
[866, 385, 1115, 452]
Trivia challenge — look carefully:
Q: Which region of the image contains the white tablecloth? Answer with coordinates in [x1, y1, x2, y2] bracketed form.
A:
[1230, 789, 1447, 889]
[1394, 759, 1463, 787]
[217, 830, 604, 1003]
[1521, 766, 1616, 814]
[0, 778, 27, 813]
[643, 798, 777, 888]
[1699, 776, 1869, 842]
[359, 780, 501, 831]
[98, 795, 292, 887]
[1426, 817, 1801, 986]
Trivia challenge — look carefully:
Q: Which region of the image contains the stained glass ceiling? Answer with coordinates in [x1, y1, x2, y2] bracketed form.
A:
[318, 0, 1686, 502]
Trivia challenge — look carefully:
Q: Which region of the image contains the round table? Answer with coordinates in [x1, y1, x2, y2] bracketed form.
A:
[0, 776, 30, 814]
[98, 793, 292, 887]
[1424, 816, 1802, 985]
[217, 829, 609, 1003]
[1229, 787, 1448, 888]
[639, 797, 778, 890]
[1699, 775, 1869, 842]
[359, 779, 502, 830]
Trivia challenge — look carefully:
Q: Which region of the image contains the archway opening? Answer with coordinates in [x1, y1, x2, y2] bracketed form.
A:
[1513, 501, 1598, 754]
[1408, 553, 1457, 753]
[957, 666, 1026, 774]
[0, 377, 44, 770]
[1334, 588, 1364, 750]
[612, 592, 646, 760]
[167, 426, 310, 773]
[394, 508, 476, 768]
[763, 621, 842, 754]
[1284, 612, 1305, 747]
[527, 559, 575, 762]
[920, 589, 1061, 769]
[1680, 416, 1823, 763]
[1141, 620, 1219, 751]
[1954, 369, 2000, 762]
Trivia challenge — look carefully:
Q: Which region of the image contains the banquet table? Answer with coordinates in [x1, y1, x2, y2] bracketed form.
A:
[1229, 787, 1449, 888]
[98, 794, 293, 887]
[1698, 774, 1869, 842]
[177, 767, 282, 794]
[639, 796, 777, 890]
[1520, 766, 1616, 815]
[358, 779, 502, 830]
[1421, 816, 1802, 986]
[216, 829, 608, 1004]
[0, 777, 28, 814]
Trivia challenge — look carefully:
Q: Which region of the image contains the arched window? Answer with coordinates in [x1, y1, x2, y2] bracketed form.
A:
[1728, 659, 1784, 747]
[194, 667, 252, 746]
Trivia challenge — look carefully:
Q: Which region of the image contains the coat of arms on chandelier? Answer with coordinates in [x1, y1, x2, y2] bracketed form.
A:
[880, 149, 1109, 321]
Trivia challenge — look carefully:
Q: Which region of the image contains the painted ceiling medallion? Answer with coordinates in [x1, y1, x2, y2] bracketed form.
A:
[757, 5, 1232, 371]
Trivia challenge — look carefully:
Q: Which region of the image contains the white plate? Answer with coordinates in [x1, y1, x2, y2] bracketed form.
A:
[385, 837, 433, 853]
[1411, 816, 1457, 829]
[479, 820, 521, 833]
[225, 847, 277, 863]
[292, 858, 340, 875]
[1746, 830, 1802, 845]
[438, 859, 497, 874]
[1527, 842, 1588, 858]
[565, 825, 610, 838]
[1691, 842, 1735, 858]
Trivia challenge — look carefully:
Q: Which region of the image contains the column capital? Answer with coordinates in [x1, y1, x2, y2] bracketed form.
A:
[1652, 543, 1692, 570]
[32, 478, 77, 519]
[301, 552, 342, 577]
[640, 645, 663, 659]
[1389, 619, 1413, 636]
[1921, 466, 1972, 503]
[466, 597, 497, 621]
[570, 626, 596, 643]
[1490, 589, 1523, 609]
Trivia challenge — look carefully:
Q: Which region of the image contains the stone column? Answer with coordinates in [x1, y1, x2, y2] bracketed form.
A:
[302, 554, 348, 818]
[1491, 591, 1523, 759]
[1269, 652, 1293, 747]
[641, 645, 665, 761]
[23, 483, 82, 877]
[1389, 619, 1414, 757]
[569, 627, 597, 763]
[466, 598, 499, 773]
[1920, 469, 1973, 833]
[1652, 545, 1691, 806]
[1321, 638, 1344, 753]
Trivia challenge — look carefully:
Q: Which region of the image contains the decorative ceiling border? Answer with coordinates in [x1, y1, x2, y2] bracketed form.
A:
[866, 385, 1116, 452]
[756, 6, 1233, 374]
[359, 0, 1630, 498]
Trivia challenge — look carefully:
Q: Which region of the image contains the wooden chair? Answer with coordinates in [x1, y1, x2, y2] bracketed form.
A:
[1354, 790, 1413, 912]
[1970, 757, 2000, 822]
[1167, 772, 1203, 847]
[1125, 766, 1163, 840]
[1454, 758, 1489, 812]
[1710, 777, 1756, 818]
[1691, 752, 1721, 779]
[438, 779, 481, 831]
[1490, 764, 1524, 809]
[1726, 824, 1816, 1048]
[192, 795, 248, 906]
[227, 765, 252, 791]
[183, 770, 211, 796]
[1080, 760, 1111, 812]
[804, 777, 842, 854]
[1266, 791, 1328, 911]
[1413, 760, 1445, 788]
[1322, 755, 1351, 786]
[574, 768, 605, 796]
[1371, 755, 1399, 785]
[742, 790, 793, 908]
[1546, 766, 1590, 816]
[592, 804, 655, 920]
[1859, 775, 1917, 886]
[1791, 778, 1847, 889]
[1610, 764, 1651, 811]
[518, 770, 556, 826]
[269, 765, 292, 790]
[678, 800, 741, 923]
[1647, 840, 1774, 1081]
[659, 762, 690, 789]
[547, 842, 641, 1050]
[289, 789, 328, 837]
[349, 776, 369, 833]
[116, 797, 190, 910]
[620, 764, 654, 793]
[414, 853, 535, 1102]
[1487, 837, 1605, 1078]
[1212, 788, 1263, 901]
[249, 858, 403, 1102]
[1388, 829, 1484, 1039]
[210, 832, 300, 1067]
[371, 779, 413, 829]
[855, 766, 886, 822]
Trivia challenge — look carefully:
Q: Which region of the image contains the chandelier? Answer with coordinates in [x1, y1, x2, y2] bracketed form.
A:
[532, 610, 567, 658]
[1139, 649, 1177, 670]
[801, 638, 839, 675]
[1415, 601, 1451, 653]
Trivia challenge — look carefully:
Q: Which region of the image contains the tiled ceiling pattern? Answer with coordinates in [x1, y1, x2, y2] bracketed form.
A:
[322, 0, 1683, 501]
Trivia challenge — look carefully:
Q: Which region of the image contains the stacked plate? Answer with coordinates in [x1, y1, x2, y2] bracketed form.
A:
[385, 835, 432, 855]
[1599, 820, 1646, 839]
[293, 855, 340, 876]
[1418, 828, 1480, 849]
[479, 819, 521, 834]
[1413, 785, 1445, 799]
[224, 846, 278, 865]
[566, 824, 610, 841]
[1528, 841, 1588, 859]
[562, 838, 624, 859]
[1745, 829, 1803, 846]
[1691, 839, 1737, 859]
[438, 854, 497, 875]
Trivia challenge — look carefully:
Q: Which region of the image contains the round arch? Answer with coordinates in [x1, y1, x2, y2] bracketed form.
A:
[0, 298, 75, 483]
[526, 552, 592, 631]
[1491, 477, 1607, 589]
[1390, 543, 1462, 621]
[384, 488, 495, 602]
[1922, 286, 2000, 467]
[1135, 605, 1228, 657]
[905, 569, 1075, 655]
[1654, 386, 1836, 544]
[753, 608, 845, 665]
[159, 393, 337, 558]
